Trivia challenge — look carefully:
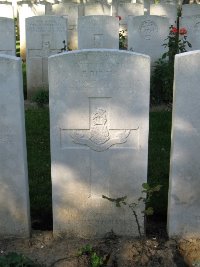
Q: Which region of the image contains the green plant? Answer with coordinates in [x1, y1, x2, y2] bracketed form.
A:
[78, 244, 104, 267]
[0, 252, 42, 267]
[151, 25, 191, 104]
[102, 183, 162, 238]
[32, 89, 49, 107]
[119, 29, 127, 50]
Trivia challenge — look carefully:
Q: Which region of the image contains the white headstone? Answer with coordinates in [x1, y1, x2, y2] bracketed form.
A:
[0, 54, 30, 238]
[180, 15, 200, 51]
[118, 3, 144, 25]
[182, 4, 200, 17]
[128, 15, 170, 63]
[26, 15, 68, 98]
[0, 18, 15, 56]
[18, 2, 46, 59]
[83, 3, 111, 16]
[78, 16, 119, 49]
[0, 2, 13, 18]
[150, 4, 177, 25]
[168, 51, 200, 238]
[49, 50, 150, 238]
[51, 3, 79, 49]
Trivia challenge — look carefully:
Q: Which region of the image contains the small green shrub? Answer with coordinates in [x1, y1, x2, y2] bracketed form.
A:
[32, 90, 49, 107]
[0, 252, 42, 267]
[78, 244, 104, 267]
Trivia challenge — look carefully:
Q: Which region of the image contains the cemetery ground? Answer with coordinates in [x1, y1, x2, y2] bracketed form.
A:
[0, 106, 200, 267]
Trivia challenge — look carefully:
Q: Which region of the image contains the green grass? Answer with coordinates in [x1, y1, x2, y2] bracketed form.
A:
[25, 108, 172, 229]
[25, 108, 52, 229]
[148, 111, 172, 217]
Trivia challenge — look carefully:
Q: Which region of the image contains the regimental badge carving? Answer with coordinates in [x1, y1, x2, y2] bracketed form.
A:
[140, 20, 158, 40]
[70, 108, 135, 152]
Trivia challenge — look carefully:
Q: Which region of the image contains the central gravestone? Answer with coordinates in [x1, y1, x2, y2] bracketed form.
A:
[26, 15, 68, 98]
[49, 50, 150, 238]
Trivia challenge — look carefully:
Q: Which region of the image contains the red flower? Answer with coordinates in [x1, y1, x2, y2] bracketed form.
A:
[170, 26, 178, 34]
[179, 28, 187, 35]
[116, 15, 122, 21]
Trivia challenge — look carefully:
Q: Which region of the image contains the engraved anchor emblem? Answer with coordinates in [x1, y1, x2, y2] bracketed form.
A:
[70, 108, 137, 152]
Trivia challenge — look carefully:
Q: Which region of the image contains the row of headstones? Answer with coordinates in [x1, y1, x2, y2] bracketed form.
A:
[0, 2, 200, 56]
[2, 12, 200, 99]
[0, 49, 199, 239]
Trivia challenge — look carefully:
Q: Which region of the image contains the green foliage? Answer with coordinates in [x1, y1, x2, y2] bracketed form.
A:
[102, 183, 162, 238]
[119, 29, 127, 50]
[151, 25, 192, 105]
[0, 252, 42, 267]
[32, 90, 49, 107]
[78, 245, 104, 267]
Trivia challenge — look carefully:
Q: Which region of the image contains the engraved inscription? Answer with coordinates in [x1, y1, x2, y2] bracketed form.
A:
[27, 19, 65, 33]
[70, 108, 136, 152]
[140, 20, 158, 40]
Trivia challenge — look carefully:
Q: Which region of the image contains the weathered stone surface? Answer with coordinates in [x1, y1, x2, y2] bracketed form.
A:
[83, 3, 111, 16]
[78, 16, 119, 49]
[51, 3, 79, 49]
[182, 4, 200, 17]
[18, 3, 46, 59]
[0, 55, 30, 238]
[0, 18, 15, 56]
[150, 3, 177, 25]
[168, 51, 200, 238]
[128, 15, 169, 63]
[180, 15, 200, 51]
[26, 15, 68, 98]
[49, 50, 150, 238]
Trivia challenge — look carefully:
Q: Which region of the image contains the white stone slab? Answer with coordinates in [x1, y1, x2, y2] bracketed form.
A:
[26, 15, 68, 98]
[0, 3, 13, 18]
[180, 15, 200, 51]
[83, 3, 111, 16]
[78, 16, 119, 49]
[128, 15, 170, 63]
[0, 54, 30, 238]
[49, 49, 150, 238]
[51, 3, 79, 49]
[118, 3, 144, 24]
[0, 18, 15, 56]
[18, 3, 46, 59]
[168, 50, 200, 238]
[150, 3, 177, 25]
[182, 4, 200, 17]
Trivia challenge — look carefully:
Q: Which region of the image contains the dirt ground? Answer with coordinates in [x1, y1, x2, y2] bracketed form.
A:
[0, 228, 200, 267]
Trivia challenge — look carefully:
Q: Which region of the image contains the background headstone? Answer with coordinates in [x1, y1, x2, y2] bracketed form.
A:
[83, 3, 111, 16]
[150, 4, 177, 25]
[49, 50, 150, 238]
[0, 54, 30, 238]
[26, 15, 68, 98]
[51, 3, 79, 50]
[0, 18, 15, 56]
[180, 15, 200, 50]
[128, 15, 169, 63]
[78, 16, 119, 49]
[182, 4, 200, 17]
[18, 2, 46, 60]
[168, 51, 200, 238]
[117, 3, 144, 31]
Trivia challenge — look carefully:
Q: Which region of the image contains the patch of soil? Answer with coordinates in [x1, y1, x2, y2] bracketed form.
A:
[1, 230, 199, 267]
